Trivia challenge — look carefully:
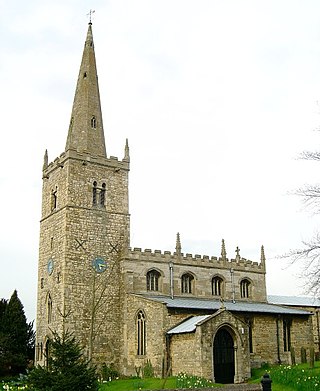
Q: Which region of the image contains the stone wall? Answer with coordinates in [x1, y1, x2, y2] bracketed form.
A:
[248, 314, 312, 366]
[123, 295, 167, 376]
[36, 149, 130, 368]
[169, 333, 200, 375]
[123, 248, 267, 302]
[169, 310, 251, 383]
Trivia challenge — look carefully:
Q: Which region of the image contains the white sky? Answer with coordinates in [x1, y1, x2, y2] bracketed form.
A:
[1, 0, 320, 322]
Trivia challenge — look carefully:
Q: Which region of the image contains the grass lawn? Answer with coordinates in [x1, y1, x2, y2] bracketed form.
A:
[99, 377, 176, 391]
[249, 361, 320, 391]
[99, 362, 320, 391]
[3, 362, 320, 391]
[99, 376, 224, 391]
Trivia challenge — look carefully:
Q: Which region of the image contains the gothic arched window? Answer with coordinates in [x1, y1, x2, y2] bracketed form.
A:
[240, 279, 251, 298]
[212, 276, 223, 296]
[181, 273, 194, 294]
[146, 270, 160, 291]
[47, 294, 53, 324]
[137, 310, 146, 356]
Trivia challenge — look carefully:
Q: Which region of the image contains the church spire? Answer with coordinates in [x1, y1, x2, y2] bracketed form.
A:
[65, 23, 106, 157]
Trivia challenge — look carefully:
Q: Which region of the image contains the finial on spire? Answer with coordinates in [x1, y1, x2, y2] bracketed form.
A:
[43, 149, 48, 171]
[260, 245, 266, 267]
[175, 232, 182, 256]
[221, 239, 227, 260]
[124, 138, 130, 162]
[87, 9, 95, 24]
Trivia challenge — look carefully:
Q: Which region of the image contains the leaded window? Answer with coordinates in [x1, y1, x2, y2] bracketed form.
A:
[240, 279, 251, 298]
[181, 273, 194, 294]
[147, 270, 160, 291]
[137, 310, 146, 355]
[212, 276, 223, 296]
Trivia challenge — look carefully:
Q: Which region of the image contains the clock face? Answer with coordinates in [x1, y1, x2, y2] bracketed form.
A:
[47, 259, 54, 275]
[92, 258, 107, 273]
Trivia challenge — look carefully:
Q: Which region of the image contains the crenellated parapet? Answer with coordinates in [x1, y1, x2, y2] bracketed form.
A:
[42, 148, 130, 179]
[124, 238, 267, 303]
[127, 244, 265, 273]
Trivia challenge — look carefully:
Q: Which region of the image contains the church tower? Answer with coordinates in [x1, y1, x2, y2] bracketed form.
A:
[36, 23, 130, 365]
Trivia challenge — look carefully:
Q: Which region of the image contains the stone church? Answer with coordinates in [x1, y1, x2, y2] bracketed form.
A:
[36, 23, 315, 384]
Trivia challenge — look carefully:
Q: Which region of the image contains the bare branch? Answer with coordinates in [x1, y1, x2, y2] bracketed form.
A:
[294, 184, 320, 213]
[299, 150, 320, 161]
[282, 233, 320, 297]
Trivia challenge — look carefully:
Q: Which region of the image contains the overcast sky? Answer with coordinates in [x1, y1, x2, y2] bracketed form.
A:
[1, 0, 320, 322]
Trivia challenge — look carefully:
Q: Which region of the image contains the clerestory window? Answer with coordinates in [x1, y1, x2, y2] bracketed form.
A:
[181, 273, 194, 294]
[212, 276, 223, 296]
[146, 270, 160, 291]
[240, 279, 251, 299]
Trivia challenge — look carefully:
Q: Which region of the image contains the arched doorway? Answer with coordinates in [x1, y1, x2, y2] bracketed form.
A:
[213, 328, 235, 384]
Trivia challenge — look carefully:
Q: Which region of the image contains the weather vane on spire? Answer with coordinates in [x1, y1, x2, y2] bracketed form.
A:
[87, 9, 95, 23]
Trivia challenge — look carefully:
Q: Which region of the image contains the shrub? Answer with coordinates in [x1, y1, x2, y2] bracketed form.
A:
[27, 330, 99, 391]
[101, 363, 119, 381]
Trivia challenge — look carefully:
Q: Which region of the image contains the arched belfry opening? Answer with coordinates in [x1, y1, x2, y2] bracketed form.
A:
[213, 327, 235, 384]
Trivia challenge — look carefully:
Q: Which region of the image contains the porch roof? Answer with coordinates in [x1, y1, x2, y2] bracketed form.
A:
[139, 294, 311, 315]
[167, 315, 211, 334]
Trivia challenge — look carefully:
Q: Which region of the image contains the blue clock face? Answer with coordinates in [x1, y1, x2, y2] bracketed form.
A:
[47, 259, 54, 275]
[92, 258, 107, 273]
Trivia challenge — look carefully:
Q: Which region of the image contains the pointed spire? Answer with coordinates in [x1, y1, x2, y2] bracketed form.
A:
[260, 245, 266, 268]
[43, 149, 48, 171]
[175, 232, 182, 256]
[124, 138, 130, 162]
[221, 239, 227, 260]
[65, 23, 106, 157]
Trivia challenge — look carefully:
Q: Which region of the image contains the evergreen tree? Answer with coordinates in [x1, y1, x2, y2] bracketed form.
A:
[0, 298, 8, 376]
[27, 320, 36, 364]
[0, 299, 7, 322]
[28, 330, 99, 391]
[0, 290, 33, 376]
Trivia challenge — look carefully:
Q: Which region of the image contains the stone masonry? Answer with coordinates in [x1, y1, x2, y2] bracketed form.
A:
[36, 23, 315, 385]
